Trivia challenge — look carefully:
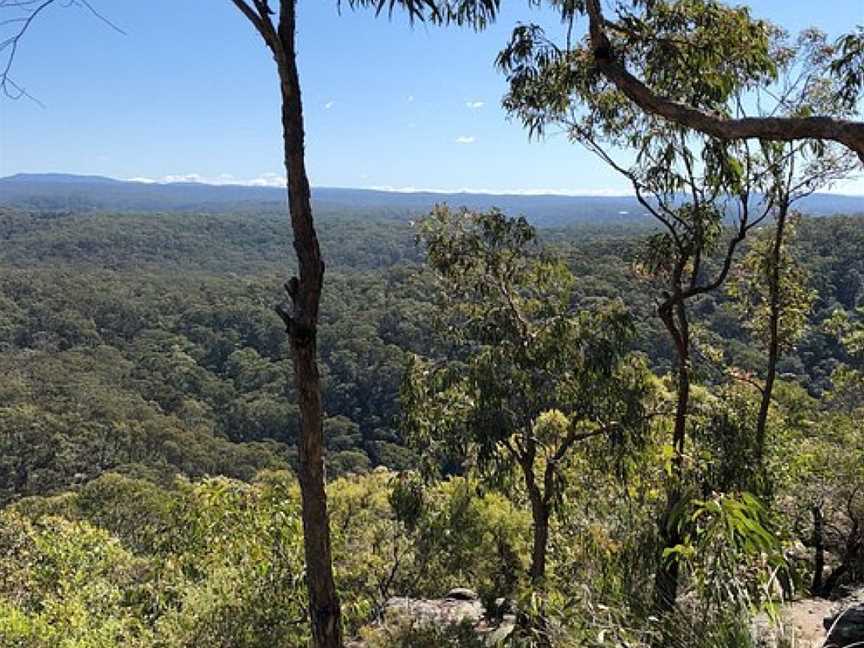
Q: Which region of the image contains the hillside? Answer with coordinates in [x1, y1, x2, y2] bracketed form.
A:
[2, 173, 861, 225]
[1, 206, 862, 498]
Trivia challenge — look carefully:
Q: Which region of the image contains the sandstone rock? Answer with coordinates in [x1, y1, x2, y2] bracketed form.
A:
[380, 588, 519, 646]
[751, 597, 834, 648]
[384, 593, 484, 627]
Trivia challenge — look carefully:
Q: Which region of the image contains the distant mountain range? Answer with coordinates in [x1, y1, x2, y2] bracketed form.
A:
[1, 173, 862, 226]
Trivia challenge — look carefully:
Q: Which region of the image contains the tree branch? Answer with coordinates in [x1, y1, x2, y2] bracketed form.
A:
[230, 0, 280, 53]
[584, 0, 864, 164]
[1, 0, 124, 104]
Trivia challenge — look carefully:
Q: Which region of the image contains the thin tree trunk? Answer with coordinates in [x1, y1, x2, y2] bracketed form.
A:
[228, 3, 344, 644]
[521, 459, 552, 646]
[811, 505, 825, 595]
[518, 441, 550, 587]
[275, 2, 342, 646]
[755, 202, 788, 469]
[653, 303, 690, 613]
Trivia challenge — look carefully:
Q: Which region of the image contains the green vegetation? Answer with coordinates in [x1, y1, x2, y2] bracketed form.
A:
[0, 203, 863, 645]
[1, 0, 862, 642]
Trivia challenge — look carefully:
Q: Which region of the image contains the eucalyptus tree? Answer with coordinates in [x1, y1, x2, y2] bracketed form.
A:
[227, 4, 498, 645]
[403, 206, 652, 588]
[496, 14, 754, 618]
[495, 1, 861, 613]
[723, 28, 857, 473]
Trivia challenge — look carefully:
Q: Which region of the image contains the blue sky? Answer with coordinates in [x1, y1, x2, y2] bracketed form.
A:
[1, 0, 862, 194]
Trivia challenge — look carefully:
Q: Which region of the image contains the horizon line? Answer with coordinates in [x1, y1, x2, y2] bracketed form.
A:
[3, 172, 864, 198]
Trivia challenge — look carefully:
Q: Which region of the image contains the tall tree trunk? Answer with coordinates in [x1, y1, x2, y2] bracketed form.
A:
[275, 3, 342, 646]
[755, 202, 789, 470]
[653, 302, 691, 613]
[228, 3, 343, 644]
[528, 488, 550, 586]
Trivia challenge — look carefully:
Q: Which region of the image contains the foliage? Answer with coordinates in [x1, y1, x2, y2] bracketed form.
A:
[360, 617, 485, 648]
[403, 207, 653, 588]
[0, 204, 862, 644]
[728, 217, 815, 353]
[665, 492, 786, 613]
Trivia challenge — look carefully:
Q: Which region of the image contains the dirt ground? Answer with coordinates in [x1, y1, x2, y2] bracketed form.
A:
[776, 598, 834, 647]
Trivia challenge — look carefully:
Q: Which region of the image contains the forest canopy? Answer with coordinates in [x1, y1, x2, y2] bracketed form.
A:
[1, 202, 863, 645]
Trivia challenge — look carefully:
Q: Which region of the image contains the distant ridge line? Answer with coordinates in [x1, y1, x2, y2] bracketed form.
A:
[1, 173, 862, 227]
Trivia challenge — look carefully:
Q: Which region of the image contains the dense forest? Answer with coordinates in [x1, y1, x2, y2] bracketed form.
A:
[2, 207, 862, 499]
[3, 0, 864, 645]
[1, 204, 863, 646]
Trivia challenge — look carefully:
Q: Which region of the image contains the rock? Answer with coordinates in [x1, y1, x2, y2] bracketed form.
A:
[484, 616, 517, 646]
[384, 593, 484, 627]
[823, 592, 864, 647]
[378, 588, 517, 645]
[751, 597, 835, 648]
[446, 587, 479, 601]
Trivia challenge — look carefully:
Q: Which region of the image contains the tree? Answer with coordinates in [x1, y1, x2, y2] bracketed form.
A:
[403, 206, 651, 588]
[227, 4, 500, 644]
[223, 3, 345, 644]
[496, 2, 860, 614]
[499, 35, 769, 610]
[724, 28, 855, 472]
[729, 214, 813, 468]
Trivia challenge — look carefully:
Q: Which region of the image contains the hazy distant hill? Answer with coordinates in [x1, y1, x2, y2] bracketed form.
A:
[1, 173, 862, 226]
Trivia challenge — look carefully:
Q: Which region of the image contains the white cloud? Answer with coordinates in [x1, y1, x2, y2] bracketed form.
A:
[827, 174, 864, 195]
[123, 172, 286, 187]
[455, 136, 476, 144]
[248, 173, 286, 187]
[324, 100, 335, 110]
[368, 185, 418, 192]
[465, 101, 484, 109]
[163, 173, 204, 183]
[366, 185, 633, 196]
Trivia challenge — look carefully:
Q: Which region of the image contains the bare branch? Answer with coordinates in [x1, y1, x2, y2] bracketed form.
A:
[1, 0, 124, 104]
